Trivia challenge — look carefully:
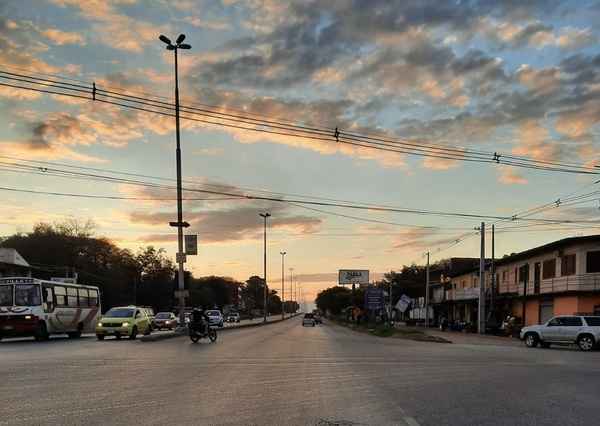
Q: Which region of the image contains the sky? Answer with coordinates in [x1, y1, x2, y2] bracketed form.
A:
[1, 0, 600, 308]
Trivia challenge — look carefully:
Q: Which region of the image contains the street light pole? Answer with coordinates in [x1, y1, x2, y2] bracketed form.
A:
[289, 267, 294, 317]
[280, 252, 286, 319]
[159, 34, 191, 328]
[260, 213, 270, 323]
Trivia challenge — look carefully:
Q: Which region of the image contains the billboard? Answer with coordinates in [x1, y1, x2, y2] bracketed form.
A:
[338, 269, 369, 285]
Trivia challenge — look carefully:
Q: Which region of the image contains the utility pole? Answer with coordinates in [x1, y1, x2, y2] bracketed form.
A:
[425, 252, 430, 327]
[490, 225, 495, 312]
[478, 222, 486, 334]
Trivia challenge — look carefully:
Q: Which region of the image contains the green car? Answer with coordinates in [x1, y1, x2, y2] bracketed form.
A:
[96, 306, 151, 340]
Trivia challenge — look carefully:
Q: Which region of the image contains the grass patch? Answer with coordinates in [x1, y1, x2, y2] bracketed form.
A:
[328, 315, 428, 339]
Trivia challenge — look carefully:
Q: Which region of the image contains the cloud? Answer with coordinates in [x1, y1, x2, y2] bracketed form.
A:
[556, 27, 597, 49]
[41, 28, 86, 46]
[498, 166, 527, 185]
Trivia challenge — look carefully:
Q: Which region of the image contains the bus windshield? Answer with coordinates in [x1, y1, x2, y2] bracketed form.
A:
[0, 285, 13, 306]
[15, 284, 41, 306]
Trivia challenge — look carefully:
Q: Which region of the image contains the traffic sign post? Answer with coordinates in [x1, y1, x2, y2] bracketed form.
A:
[174, 290, 189, 298]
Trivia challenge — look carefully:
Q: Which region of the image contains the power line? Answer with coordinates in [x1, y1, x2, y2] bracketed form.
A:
[1, 65, 598, 176]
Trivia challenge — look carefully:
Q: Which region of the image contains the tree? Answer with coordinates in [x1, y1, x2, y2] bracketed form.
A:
[135, 247, 175, 310]
[315, 286, 352, 315]
[242, 275, 268, 312]
[188, 276, 239, 310]
[0, 218, 174, 311]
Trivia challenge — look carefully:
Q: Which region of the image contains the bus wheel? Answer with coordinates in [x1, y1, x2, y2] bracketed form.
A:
[34, 323, 49, 341]
[68, 324, 83, 339]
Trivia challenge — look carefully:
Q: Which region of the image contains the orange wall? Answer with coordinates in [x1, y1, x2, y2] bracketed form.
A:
[523, 294, 600, 326]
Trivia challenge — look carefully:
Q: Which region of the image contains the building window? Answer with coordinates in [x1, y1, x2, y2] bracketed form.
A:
[462, 280, 466, 288]
[502, 270, 507, 282]
[518, 265, 528, 282]
[586, 251, 600, 273]
[543, 258, 556, 279]
[561, 254, 576, 276]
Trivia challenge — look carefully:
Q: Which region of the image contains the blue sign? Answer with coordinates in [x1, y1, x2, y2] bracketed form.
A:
[365, 289, 384, 309]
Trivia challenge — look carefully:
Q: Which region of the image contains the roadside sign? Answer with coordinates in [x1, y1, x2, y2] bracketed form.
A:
[338, 269, 369, 285]
[396, 294, 412, 312]
[365, 288, 384, 309]
[176, 253, 187, 263]
[174, 290, 189, 298]
[353, 307, 362, 317]
[185, 235, 197, 255]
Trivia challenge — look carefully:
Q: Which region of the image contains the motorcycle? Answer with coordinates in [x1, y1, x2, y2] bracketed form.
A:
[189, 320, 217, 343]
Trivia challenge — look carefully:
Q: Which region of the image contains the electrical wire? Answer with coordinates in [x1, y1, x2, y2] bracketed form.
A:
[1, 65, 599, 176]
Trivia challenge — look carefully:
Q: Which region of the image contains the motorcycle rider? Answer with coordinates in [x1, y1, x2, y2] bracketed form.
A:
[190, 306, 209, 335]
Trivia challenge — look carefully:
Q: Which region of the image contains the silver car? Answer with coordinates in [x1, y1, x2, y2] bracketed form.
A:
[205, 310, 224, 327]
[520, 315, 600, 351]
[302, 313, 316, 327]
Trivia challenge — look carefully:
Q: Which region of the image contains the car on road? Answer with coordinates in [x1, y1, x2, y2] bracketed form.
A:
[302, 313, 316, 327]
[227, 312, 241, 323]
[520, 314, 600, 351]
[206, 310, 224, 327]
[141, 306, 156, 330]
[154, 312, 178, 330]
[96, 306, 151, 340]
[180, 312, 191, 327]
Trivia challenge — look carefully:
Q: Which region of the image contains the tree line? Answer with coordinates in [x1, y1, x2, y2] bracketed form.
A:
[0, 217, 298, 314]
[315, 263, 446, 316]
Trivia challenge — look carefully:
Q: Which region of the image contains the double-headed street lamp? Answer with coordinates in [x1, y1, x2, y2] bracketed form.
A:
[280, 251, 286, 319]
[260, 213, 270, 323]
[159, 34, 191, 327]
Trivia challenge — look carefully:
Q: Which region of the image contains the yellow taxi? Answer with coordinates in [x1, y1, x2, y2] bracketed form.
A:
[95, 306, 151, 340]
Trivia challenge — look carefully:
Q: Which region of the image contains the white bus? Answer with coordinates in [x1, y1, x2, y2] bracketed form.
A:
[0, 277, 101, 342]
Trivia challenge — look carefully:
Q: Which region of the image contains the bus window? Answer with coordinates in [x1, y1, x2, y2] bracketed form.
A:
[89, 289, 99, 307]
[15, 285, 41, 306]
[42, 285, 55, 312]
[0, 285, 13, 306]
[78, 288, 89, 307]
[67, 287, 78, 307]
[54, 286, 68, 307]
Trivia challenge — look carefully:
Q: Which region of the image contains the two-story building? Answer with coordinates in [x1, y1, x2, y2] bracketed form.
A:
[443, 235, 600, 329]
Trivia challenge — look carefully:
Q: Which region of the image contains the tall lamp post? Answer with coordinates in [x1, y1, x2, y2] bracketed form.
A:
[289, 267, 294, 317]
[280, 252, 286, 319]
[260, 213, 270, 323]
[159, 34, 191, 328]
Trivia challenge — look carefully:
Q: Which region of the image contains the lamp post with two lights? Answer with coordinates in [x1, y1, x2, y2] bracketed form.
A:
[159, 33, 191, 327]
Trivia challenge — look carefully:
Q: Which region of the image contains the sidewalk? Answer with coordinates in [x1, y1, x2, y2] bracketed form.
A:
[418, 326, 523, 346]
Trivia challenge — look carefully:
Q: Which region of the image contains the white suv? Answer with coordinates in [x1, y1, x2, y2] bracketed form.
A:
[520, 315, 600, 351]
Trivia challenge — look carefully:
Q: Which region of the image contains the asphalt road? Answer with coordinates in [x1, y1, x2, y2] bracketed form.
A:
[1, 318, 599, 426]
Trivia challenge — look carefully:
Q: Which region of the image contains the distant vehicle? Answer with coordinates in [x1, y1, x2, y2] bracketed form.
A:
[154, 312, 178, 330]
[95, 306, 151, 340]
[181, 312, 191, 328]
[141, 306, 155, 328]
[227, 312, 240, 323]
[0, 277, 101, 342]
[206, 310, 224, 327]
[520, 315, 600, 351]
[302, 313, 316, 327]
